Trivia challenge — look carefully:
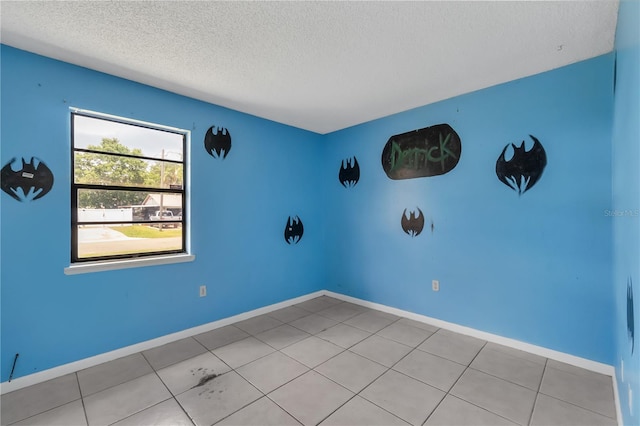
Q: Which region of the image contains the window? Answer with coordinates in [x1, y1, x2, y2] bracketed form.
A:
[71, 110, 187, 263]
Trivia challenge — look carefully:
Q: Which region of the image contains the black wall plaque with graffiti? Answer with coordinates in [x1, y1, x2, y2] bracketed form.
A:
[284, 216, 304, 244]
[628, 277, 635, 354]
[339, 156, 360, 188]
[204, 126, 232, 159]
[401, 208, 424, 237]
[1, 157, 54, 202]
[381, 124, 461, 180]
[496, 135, 547, 195]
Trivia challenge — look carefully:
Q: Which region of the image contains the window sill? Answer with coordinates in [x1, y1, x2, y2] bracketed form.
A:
[64, 254, 195, 275]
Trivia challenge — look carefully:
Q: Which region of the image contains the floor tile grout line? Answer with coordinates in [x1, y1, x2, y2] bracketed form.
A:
[375, 324, 436, 348]
[243, 306, 403, 425]
[536, 389, 619, 421]
[357, 335, 449, 426]
[314, 392, 361, 426]
[311, 349, 388, 392]
[314, 388, 414, 426]
[194, 329, 252, 353]
[464, 365, 543, 393]
[447, 383, 535, 424]
[101, 355, 179, 426]
[287, 340, 348, 370]
[538, 358, 617, 420]
[262, 392, 304, 426]
[142, 336, 209, 371]
[4, 390, 86, 425]
[480, 344, 547, 368]
[104, 396, 179, 426]
[232, 303, 368, 424]
[234, 349, 311, 395]
[412, 343, 477, 368]
[313, 329, 371, 350]
[281, 307, 431, 394]
[353, 364, 436, 426]
[173, 396, 197, 426]
[207, 370, 268, 426]
[287, 315, 341, 335]
[209, 343, 274, 372]
[76, 353, 155, 400]
[303, 356, 412, 426]
[527, 357, 549, 425]
[75, 372, 90, 426]
[251, 328, 313, 352]
[426, 393, 522, 426]
[251, 325, 353, 426]
[421, 339, 490, 425]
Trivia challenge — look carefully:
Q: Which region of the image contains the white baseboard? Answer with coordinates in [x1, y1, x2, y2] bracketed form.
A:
[323, 290, 615, 377]
[0, 290, 324, 395]
[612, 373, 623, 426]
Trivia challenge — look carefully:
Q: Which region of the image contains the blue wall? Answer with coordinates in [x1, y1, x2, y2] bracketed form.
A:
[0, 45, 326, 382]
[612, 1, 640, 424]
[0, 39, 627, 384]
[323, 54, 615, 364]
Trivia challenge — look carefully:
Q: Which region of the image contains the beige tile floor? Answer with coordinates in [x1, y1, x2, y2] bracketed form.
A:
[0, 296, 618, 426]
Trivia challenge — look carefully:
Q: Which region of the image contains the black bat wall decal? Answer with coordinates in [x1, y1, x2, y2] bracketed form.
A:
[401, 208, 424, 237]
[284, 216, 304, 244]
[1, 157, 54, 202]
[204, 126, 232, 159]
[628, 277, 635, 354]
[496, 135, 547, 195]
[339, 156, 360, 188]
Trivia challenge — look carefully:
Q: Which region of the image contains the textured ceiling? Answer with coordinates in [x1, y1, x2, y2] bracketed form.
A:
[1, 1, 619, 134]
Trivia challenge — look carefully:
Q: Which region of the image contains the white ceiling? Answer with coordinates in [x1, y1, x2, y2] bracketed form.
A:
[1, 1, 619, 134]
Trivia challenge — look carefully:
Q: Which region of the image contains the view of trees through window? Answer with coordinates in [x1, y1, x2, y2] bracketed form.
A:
[71, 112, 187, 262]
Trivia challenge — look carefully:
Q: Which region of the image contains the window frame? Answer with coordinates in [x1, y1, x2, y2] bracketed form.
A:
[70, 109, 189, 264]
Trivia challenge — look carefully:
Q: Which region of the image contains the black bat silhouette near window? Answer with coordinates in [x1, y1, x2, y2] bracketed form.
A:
[1, 157, 54, 202]
[204, 126, 232, 159]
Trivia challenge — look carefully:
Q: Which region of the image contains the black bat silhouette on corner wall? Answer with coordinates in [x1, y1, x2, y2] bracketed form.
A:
[496, 135, 547, 195]
[339, 156, 360, 187]
[1, 157, 54, 202]
[629, 277, 635, 354]
[284, 216, 304, 244]
[204, 126, 232, 159]
[401, 208, 424, 237]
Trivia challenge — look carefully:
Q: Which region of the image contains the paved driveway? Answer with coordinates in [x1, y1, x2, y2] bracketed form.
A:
[77, 226, 181, 258]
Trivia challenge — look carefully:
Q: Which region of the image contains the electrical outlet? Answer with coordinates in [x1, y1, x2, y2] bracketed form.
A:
[199, 285, 207, 297]
[432, 280, 440, 292]
[629, 384, 633, 415]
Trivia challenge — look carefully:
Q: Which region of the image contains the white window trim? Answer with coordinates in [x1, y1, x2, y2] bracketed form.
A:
[69, 108, 188, 134]
[64, 254, 195, 275]
[67, 107, 192, 273]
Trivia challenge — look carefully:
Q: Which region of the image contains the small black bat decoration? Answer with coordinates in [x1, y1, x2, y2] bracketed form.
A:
[204, 126, 231, 159]
[1, 157, 54, 202]
[401, 208, 424, 237]
[284, 216, 304, 244]
[496, 135, 547, 195]
[628, 277, 635, 354]
[339, 156, 360, 188]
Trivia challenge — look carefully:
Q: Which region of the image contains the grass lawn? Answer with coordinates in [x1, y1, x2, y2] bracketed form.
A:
[110, 225, 182, 238]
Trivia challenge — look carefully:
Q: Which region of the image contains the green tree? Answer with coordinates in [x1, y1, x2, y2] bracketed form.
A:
[145, 161, 183, 188]
[75, 138, 149, 208]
